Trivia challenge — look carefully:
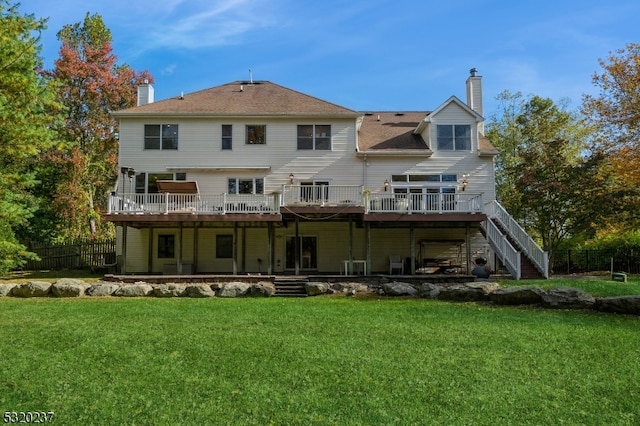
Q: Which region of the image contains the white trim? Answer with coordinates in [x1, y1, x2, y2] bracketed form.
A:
[165, 166, 271, 171]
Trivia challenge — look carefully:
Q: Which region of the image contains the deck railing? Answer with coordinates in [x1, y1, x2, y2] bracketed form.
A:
[281, 185, 363, 206]
[485, 217, 521, 279]
[365, 192, 483, 214]
[108, 189, 485, 215]
[108, 193, 280, 215]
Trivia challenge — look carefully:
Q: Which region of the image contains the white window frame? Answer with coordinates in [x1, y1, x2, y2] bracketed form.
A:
[436, 124, 471, 151]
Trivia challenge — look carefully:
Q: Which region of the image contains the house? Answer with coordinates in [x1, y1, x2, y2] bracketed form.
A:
[106, 70, 548, 279]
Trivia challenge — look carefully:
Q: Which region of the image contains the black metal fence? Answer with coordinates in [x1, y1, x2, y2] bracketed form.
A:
[553, 248, 640, 274]
[24, 239, 116, 271]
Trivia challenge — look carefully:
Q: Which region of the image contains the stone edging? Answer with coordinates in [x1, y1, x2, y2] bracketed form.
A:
[0, 278, 638, 316]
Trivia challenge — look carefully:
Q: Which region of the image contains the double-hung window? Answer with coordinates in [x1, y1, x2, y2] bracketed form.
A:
[297, 125, 331, 150]
[436, 125, 471, 150]
[222, 125, 232, 150]
[144, 124, 179, 150]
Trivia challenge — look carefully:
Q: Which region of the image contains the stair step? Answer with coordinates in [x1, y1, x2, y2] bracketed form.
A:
[273, 280, 308, 297]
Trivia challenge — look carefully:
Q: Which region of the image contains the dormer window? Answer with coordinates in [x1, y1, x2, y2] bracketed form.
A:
[437, 125, 471, 150]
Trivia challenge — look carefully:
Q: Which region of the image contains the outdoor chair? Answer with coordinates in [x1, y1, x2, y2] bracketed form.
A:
[389, 256, 404, 275]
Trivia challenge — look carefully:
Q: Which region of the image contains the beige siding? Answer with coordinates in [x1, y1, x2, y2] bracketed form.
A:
[118, 118, 361, 193]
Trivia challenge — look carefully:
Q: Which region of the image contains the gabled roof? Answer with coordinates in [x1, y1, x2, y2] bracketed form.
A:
[478, 134, 499, 157]
[357, 112, 432, 156]
[113, 81, 360, 118]
[414, 96, 483, 134]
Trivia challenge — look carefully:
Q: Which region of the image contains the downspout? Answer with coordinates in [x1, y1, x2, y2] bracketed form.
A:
[362, 154, 368, 188]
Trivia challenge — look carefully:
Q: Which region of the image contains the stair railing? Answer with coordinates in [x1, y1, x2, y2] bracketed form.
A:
[485, 200, 549, 278]
[485, 217, 521, 279]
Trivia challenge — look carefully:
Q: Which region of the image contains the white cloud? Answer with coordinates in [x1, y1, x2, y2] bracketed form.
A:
[139, 0, 277, 50]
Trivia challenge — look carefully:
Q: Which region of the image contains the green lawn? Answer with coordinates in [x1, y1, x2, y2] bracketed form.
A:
[0, 297, 638, 425]
[498, 276, 640, 297]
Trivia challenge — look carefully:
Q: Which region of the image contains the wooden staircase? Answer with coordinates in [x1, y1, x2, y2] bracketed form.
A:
[518, 252, 545, 279]
[273, 278, 308, 297]
[490, 218, 544, 279]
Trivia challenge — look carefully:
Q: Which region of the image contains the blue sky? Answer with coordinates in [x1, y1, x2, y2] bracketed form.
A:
[23, 0, 640, 118]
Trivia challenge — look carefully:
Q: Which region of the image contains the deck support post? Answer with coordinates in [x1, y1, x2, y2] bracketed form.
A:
[233, 222, 238, 275]
[177, 222, 183, 275]
[193, 223, 199, 274]
[348, 215, 354, 275]
[267, 222, 274, 275]
[294, 217, 300, 275]
[147, 228, 153, 273]
[465, 223, 472, 274]
[121, 222, 128, 275]
[365, 222, 371, 275]
[410, 223, 416, 275]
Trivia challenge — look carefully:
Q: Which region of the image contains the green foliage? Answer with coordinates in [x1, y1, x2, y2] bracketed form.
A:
[582, 44, 640, 230]
[486, 92, 612, 271]
[0, 1, 61, 272]
[583, 230, 640, 252]
[0, 298, 638, 425]
[42, 13, 152, 241]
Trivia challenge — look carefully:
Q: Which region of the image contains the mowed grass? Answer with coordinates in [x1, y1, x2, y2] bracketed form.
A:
[499, 276, 640, 297]
[0, 297, 638, 425]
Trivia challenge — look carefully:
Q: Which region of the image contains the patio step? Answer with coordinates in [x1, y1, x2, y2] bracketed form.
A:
[273, 279, 308, 297]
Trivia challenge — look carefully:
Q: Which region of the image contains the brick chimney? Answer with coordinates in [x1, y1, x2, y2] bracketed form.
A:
[137, 80, 154, 106]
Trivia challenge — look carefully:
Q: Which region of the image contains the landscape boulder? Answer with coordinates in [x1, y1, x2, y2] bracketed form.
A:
[438, 282, 500, 302]
[331, 282, 371, 295]
[186, 284, 216, 298]
[153, 283, 187, 297]
[541, 287, 596, 310]
[87, 282, 121, 296]
[0, 284, 17, 297]
[251, 281, 276, 297]
[218, 281, 252, 297]
[490, 285, 546, 305]
[418, 283, 442, 299]
[114, 283, 154, 297]
[11, 281, 51, 297]
[305, 281, 329, 296]
[51, 278, 90, 297]
[382, 281, 418, 297]
[596, 295, 640, 316]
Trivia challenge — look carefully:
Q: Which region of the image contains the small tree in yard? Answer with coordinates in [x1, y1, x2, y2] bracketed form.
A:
[45, 13, 152, 241]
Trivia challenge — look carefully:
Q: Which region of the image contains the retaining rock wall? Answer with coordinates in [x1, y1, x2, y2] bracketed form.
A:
[0, 279, 638, 316]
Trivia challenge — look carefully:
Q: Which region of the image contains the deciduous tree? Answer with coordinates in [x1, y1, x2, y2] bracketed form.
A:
[582, 43, 640, 230]
[46, 13, 152, 240]
[486, 93, 614, 272]
[0, 1, 61, 273]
